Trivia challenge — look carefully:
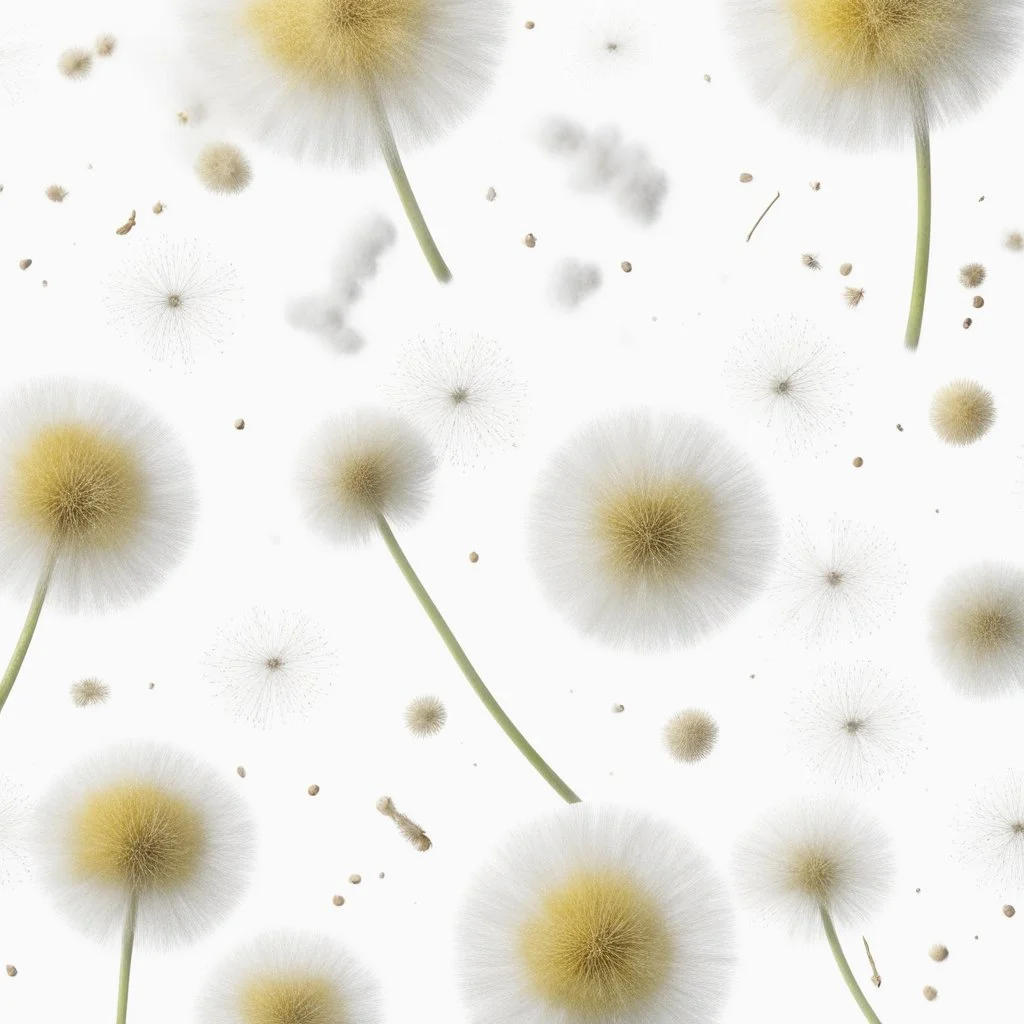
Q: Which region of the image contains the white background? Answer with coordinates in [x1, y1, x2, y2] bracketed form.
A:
[2, 0, 1024, 1022]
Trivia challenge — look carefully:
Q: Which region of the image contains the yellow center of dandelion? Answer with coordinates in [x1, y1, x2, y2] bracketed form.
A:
[71, 781, 205, 891]
[789, 844, 840, 904]
[518, 870, 673, 1017]
[239, 974, 344, 1024]
[595, 482, 718, 584]
[333, 449, 394, 513]
[243, 0, 426, 88]
[12, 422, 143, 550]
[955, 603, 1021, 653]
[786, 0, 956, 85]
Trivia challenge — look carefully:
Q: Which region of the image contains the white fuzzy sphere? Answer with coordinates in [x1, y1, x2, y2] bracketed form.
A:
[732, 795, 895, 938]
[528, 409, 778, 652]
[199, 930, 383, 1024]
[180, 0, 510, 168]
[0, 377, 197, 613]
[929, 562, 1024, 699]
[31, 742, 256, 950]
[456, 803, 736, 1024]
[726, 0, 1024, 149]
[296, 408, 436, 545]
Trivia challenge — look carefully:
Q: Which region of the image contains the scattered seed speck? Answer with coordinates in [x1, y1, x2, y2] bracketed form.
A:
[18, 259, 31, 270]
[58, 48, 93, 79]
[5, 966, 16, 978]
[234, 418, 245, 430]
[963, 317, 973, 329]
[923, 986, 937, 1001]
[621, 261, 632, 273]
[523, 233, 536, 248]
[236, 766, 246, 778]
[152, 201, 165, 214]
[809, 181, 821, 191]
[524, 20, 534, 28]
[469, 551, 479, 563]
[611, 703, 624, 713]
[379, 872, 385, 879]
[928, 944, 948, 962]
[1005, 232, 1024, 252]
[332, 894, 345, 906]
[349, 874, 362, 884]
[45, 184, 68, 203]
[896, 424, 903, 432]
[115, 209, 136, 235]
[148, 682, 155, 689]
[308, 784, 320, 796]
[739, 172, 753, 183]
[972, 295, 984, 308]
[485, 186, 496, 201]
[1004, 905, 1016, 918]
[853, 457, 863, 468]
[839, 262, 853, 276]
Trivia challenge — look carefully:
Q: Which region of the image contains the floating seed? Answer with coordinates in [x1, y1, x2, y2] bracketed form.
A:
[307, 784, 320, 796]
[524, 20, 534, 28]
[152, 201, 165, 214]
[1004, 904, 1016, 918]
[739, 172, 753, 183]
[923, 986, 937, 1001]
[839, 262, 853, 276]
[801, 253, 821, 270]
[236, 765, 246, 778]
[809, 181, 821, 191]
[844, 286, 865, 308]
[5, 966, 16, 978]
[973, 295, 984, 308]
[621, 261, 632, 273]
[45, 185, 68, 203]
[485, 186, 496, 201]
[896, 424, 903, 432]
[18, 259, 31, 270]
[468, 551, 478, 563]
[332, 894, 345, 906]
[852, 457, 863, 468]
[233, 418, 245, 430]
[115, 209, 136, 235]
[523, 233, 536, 248]
[349, 873, 362, 885]
[963, 317, 973, 329]
[928, 944, 948, 962]
[959, 262, 986, 289]
[611, 703, 624, 713]
[703, 73, 711, 82]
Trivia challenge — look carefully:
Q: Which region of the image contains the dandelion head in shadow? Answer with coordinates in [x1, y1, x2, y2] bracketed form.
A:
[787, 662, 922, 789]
[204, 608, 339, 728]
[529, 410, 778, 652]
[70, 677, 111, 707]
[724, 315, 852, 456]
[456, 804, 735, 1024]
[105, 238, 241, 369]
[382, 329, 525, 468]
[775, 517, 906, 647]
[199, 930, 383, 1024]
[929, 562, 1024, 699]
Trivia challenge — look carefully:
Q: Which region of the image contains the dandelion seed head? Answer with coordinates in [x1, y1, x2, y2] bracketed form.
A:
[382, 330, 525, 468]
[58, 47, 92, 79]
[930, 563, 1024, 699]
[239, 973, 341, 1023]
[954, 770, 1024, 890]
[70, 678, 110, 707]
[1005, 232, 1024, 252]
[96, 34, 116, 56]
[960, 262, 987, 288]
[196, 142, 252, 194]
[929, 943, 948, 961]
[930, 379, 995, 446]
[404, 694, 446, 736]
[664, 709, 719, 763]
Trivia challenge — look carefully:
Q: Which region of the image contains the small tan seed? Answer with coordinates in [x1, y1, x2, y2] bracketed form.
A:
[739, 172, 753, 183]
[307, 784, 320, 796]
[524, 233, 536, 248]
[963, 317, 973, 329]
[18, 258, 31, 270]
[621, 261, 632, 273]
[5, 965, 16, 977]
[973, 295, 984, 308]
[839, 262, 853, 276]
[923, 986, 937, 1001]
[524, 20, 535, 29]
[853, 457, 863, 468]
[1004, 904, 1016, 918]
[233, 418, 245, 430]
[236, 766, 246, 778]
[349, 873, 362, 884]
[469, 551, 479, 563]
[332, 894, 345, 906]
[928, 944, 948, 962]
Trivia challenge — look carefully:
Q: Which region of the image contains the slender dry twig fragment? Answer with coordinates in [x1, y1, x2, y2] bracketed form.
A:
[746, 191, 780, 242]
[376, 795, 431, 851]
[863, 936, 881, 987]
[115, 209, 136, 235]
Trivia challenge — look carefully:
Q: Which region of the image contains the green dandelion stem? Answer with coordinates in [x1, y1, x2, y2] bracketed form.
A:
[115, 892, 138, 1024]
[375, 514, 581, 804]
[821, 907, 884, 1024]
[904, 121, 932, 352]
[371, 93, 452, 285]
[0, 551, 57, 720]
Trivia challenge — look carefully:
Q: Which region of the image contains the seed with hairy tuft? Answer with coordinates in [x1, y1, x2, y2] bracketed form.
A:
[663, 709, 719, 763]
[960, 263, 986, 289]
[58, 48, 93, 79]
[70, 678, 110, 707]
[404, 694, 447, 737]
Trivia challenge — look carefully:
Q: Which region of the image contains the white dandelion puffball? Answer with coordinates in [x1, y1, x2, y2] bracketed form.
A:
[0, 25, 41, 104]
[775, 517, 906, 646]
[199, 930, 383, 1024]
[929, 563, 1024, 699]
[382, 329, 525, 467]
[787, 662, 922, 789]
[32, 742, 256, 949]
[296, 408, 436, 545]
[529, 410, 778, 652]
[181, 0, 510, 168]
[0, 776, 30, 886]
[106, 238, 241, 368]
[733, 796, 894, 938]
[724, 315, 852, 455]
[457, 804, 736, 1024]
[727, 0, 1024, 150]
[954, 770, 1024, 891]
[203, 608, 339, 728]
[0, 378, 198, 613]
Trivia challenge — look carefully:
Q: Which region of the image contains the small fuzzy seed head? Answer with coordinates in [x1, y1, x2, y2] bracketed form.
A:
[196, 143, 252, 194]
[1006, 232, 1024, 252]
[843, 286, 865, 307]
[404, 695, 447, 737]
[518, 870, 673, 1016]
[923, 985, 938, 1001]
[960, 262, 986, 288]
[929, 943, 948, 961]
[664, 709, 719, 763]
[930, 379, 995, 447]
[96, 33, 116, 56]
[70, 678, 110, 707]
[296, 409, 436, 546]
[45, 184, 68, 202]
[929, 563, 1024, 699]
[58, 47, 92, 78]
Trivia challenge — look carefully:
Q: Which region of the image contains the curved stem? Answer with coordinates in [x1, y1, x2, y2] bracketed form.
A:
[821, 907, 884, 1024]
[0, 552, 57, 720]
[369, 92, 452, 284]
[375, 514, 581, 804]
[904, 121, 931, 351]
[116, 892, 138, 1024]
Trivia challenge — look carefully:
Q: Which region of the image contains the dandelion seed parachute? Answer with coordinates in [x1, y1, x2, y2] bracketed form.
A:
[726, 0, 1024, 352]
[786, 662, 922, 788]
[724, 314, 852, 456]
[929, 563, 1024, 699]
[181, 0, 510, 281]
[529, 410, 778, 652]
[200, 930, 383, 1024]
[382, 329, 525, 467]
[457, 804, 736, 1024]
[105, 238, 241, 368]
[954, 769, 1024, 890]
[203, 608, 339, 728]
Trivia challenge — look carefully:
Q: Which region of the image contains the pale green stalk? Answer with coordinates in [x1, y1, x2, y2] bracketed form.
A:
[904, 121, 931, 351]
[115, 892, 138, 1024]
[375, 514, 580, 803]
[0, 551, 57, 719]
[370, 91, 451, 284]
[821, 907, 884, 1024]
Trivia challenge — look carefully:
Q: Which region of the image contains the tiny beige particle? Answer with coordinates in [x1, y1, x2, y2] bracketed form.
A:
[332, 894, 345, 906]
[234, 418, 245, 430]
[973, 295, 984, 308]
[621, 261, 632, 273]
[839, 262, 853, 276]
[923, 986, 937, 1001]
[5, 965, 16, 978]
[152, 201, 165, 214]
[349, 873, 362, 885]
[236, 766, 246, 778]
[18, 259, 31, 270]
[524, 233, 536, 248]
[852, 457, 863, 468]
[308, 784, 320, 796]
[469, 551, 479, 563]
[524, 20, 535, 29]
[1004, 904, 1016, 918]
[963, 317, 973, 329]
[485, 186, 496, 201]
[928, 944, 948, 962]
[739, 172, 753, 183]
[611, 703, 624, 713]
